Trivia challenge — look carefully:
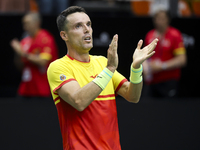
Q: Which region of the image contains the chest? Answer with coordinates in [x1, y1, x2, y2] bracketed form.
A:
[71, 62, 115, 95]
[148, 33, 175, 60]
[23, 35, 47, 54]
[73, 64, 103, 87]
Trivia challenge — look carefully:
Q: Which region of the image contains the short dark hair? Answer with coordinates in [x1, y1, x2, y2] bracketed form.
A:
[56, 6, 87, 32]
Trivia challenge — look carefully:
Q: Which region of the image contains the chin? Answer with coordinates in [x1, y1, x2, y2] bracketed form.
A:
[84, 44, 93, 51]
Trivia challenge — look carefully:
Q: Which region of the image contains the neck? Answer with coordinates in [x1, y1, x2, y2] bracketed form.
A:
[66, 43, 91, 62]
[156, 26, 168, 35]
[67, 49, 90, 62]
[30, 28, 40, 37]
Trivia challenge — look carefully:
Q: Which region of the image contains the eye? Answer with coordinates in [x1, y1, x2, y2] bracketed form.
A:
[87, 22, 91, 27]
[75, 24, 81, 29]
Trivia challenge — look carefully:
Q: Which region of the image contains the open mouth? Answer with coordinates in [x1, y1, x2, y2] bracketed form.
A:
[83, 35, 92, 42]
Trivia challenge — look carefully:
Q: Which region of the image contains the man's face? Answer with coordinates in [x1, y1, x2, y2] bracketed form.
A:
[65, 12, 93, 53]
[154, 11, 169, 31]
[22, 15, 38, 36]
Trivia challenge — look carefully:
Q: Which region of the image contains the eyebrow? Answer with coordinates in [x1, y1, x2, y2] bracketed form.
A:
[74, 21, 91, 25]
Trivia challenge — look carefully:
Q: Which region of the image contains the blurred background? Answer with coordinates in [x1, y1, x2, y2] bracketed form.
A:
[0, 0, 200, 150]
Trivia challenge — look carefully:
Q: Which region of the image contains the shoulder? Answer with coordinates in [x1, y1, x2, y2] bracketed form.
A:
[38, 29, 55, 44]
[145, 29, 155, 45]
[48, 56, 70, 71]
[146, 29, 155, 38]
[91, 55, 107, 61]
[90, 55, 107, 65]
[21, 36, 31, 43]
[168, 27, 182, 37]
[40, 29, 51, 35]
[39, 29, 54, 39]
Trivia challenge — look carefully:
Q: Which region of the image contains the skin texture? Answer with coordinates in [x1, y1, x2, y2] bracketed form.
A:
[57, 12, 158, 111]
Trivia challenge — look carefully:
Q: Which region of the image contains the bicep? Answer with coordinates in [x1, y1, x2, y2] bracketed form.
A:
[57, 80, 81, 107]
[175, 54, 187, 66]
[117, 81, 129, 100]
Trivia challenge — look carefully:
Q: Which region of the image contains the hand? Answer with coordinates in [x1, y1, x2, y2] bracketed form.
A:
[10, 38, 24, 56]
[107, 34, 118, 72]
[149, 59, 163, 73]
[132, 38, 158, 69]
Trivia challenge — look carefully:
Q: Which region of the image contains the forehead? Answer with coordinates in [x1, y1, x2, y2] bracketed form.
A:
[23, 15, 33, 23]
[67, 12, 91, 25]
[155, 11, 168, 18]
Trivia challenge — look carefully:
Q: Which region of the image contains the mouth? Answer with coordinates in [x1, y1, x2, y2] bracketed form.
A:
[83, 35, 92, 43]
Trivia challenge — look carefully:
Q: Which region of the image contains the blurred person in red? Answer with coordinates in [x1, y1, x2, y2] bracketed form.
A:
[143, 10, 187, 98]
[10, 12, 58, 98]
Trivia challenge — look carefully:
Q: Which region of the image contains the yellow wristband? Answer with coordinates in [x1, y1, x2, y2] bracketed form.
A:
[92, 67, 114, 90]
[130, 64, 143, 84]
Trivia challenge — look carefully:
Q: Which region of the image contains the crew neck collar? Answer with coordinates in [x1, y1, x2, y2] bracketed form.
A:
[66, 54, 90, 63]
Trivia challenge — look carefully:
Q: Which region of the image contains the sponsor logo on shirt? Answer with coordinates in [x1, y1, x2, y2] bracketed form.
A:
[90, 74, 98, 79]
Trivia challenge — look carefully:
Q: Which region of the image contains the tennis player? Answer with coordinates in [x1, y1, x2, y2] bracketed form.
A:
[47, 6, 158, 150]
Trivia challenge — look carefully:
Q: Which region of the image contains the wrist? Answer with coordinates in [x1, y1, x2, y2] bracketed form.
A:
[161, 62, 167, 70]
[130, 64, 143, 84]
[106, 66, 116, 73]
[92, 67, 114, 90]
[21, 52, 29, 58]
[132, 62, 141, 69]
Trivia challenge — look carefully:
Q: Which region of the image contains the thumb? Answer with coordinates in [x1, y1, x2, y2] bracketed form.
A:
[137, 39, 143, 49]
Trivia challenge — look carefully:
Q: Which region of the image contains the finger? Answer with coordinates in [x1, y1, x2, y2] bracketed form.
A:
[137, 39, 143, 49]
[147, 38, 158, 53]
[110, 34, 118, 45]
[148, 38, 158, 50]
[146, 51, 155, 59]
[109, 34, 118, 51]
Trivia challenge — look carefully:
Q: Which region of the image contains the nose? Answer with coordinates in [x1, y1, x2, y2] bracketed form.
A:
[83, 24, 89, 33]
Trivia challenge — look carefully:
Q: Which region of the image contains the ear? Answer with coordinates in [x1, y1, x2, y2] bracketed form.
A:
[60, 31, 68, 41]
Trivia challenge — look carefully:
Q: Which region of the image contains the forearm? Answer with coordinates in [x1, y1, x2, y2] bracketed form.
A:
[118, 65, 143, 103]
[26, 54, 48, 67]
[58, 67, 114, 111]
[71, 82, 102, 111]
[163, 54, 187, 70]
[125, 81, 143, 103]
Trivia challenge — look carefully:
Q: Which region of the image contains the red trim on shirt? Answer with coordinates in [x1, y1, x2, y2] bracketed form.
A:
[54, 96, 60, 102]
[66, 54, 90, 63]
[115, 79, 128, 94]
[66, 54, 74, 60]
[97, 94, 115, 98]
[53, 78, 76, 94]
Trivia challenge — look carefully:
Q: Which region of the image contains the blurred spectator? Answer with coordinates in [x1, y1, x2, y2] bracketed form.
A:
[191, 0, 200, 17]
[130, 0, 199, 17]
[178, 0, 192, 17]
[29, 0, 39, 12]
[10, 12, 58, 98]
[143, 10, 187, 98]
[130, 0, 151, 16]
[131, 0, 170, 16]
[36, 0, 70, 15]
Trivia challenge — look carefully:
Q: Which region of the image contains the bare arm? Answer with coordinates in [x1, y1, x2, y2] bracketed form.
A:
[117, 39, 158, 103]
[149, 54, 187, 73]
[26, 54, 49, 67]
[57, 35, 119, 111]
[162, 54, 186, 70]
